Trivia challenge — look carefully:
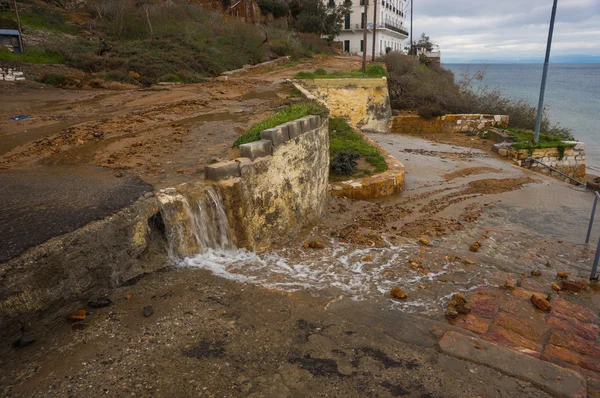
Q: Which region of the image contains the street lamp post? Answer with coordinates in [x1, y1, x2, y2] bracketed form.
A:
[534, 0, 559, 144]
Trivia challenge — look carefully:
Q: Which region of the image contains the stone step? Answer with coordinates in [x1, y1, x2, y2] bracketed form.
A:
[439, 331, 587, 398]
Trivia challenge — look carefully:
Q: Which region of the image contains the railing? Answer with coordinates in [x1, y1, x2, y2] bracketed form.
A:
[384, 23, 409, 36]
[587, 191, 600, 279]
[526, 157, 586, 186]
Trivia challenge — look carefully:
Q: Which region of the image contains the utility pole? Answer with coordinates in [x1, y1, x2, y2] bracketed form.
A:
[371, 0, 377, 61]
[534, 0, 558, 143]
[362, 0, 368, 75]
[410, 0, 413, 55]
[12, 0, 22, 37]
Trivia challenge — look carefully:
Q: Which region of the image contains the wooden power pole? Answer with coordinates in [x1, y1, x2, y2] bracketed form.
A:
[371, 0, 377, 61]
[361, 0, 368, 75]
[410, 0, 413, 54]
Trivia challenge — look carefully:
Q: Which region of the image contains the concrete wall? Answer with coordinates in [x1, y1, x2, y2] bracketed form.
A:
[494, 141, 586, 184]
[205, 115, 330, 249]
[0, 196, 170, 351]
[392, 114, 509, 135]
[296, 78, 392, 133]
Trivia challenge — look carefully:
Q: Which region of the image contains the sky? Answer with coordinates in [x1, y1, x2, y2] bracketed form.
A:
[409, 0, 600, 63]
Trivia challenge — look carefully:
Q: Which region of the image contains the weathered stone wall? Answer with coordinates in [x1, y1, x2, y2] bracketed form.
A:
[205, 115, 330, 249]
[494, 141, 586, 184]
[329, 133, 405, 200]
[0, 196, 170, 351]
[295, 78, 392, 133]
[392, 114, 509, 135]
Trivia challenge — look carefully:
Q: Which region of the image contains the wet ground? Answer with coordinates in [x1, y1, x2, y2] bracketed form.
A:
[2, 57, 600, 396]
[0, 56, 359, 260]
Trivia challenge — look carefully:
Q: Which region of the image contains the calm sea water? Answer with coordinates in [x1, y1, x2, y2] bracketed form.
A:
[444, 63, 600, 172]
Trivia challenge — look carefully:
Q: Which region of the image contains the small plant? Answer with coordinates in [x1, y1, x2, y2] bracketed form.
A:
[330, 150, 360, 175]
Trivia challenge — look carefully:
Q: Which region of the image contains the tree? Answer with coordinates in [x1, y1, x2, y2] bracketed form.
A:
[291, 0, 351, 42]
[417, 32, 433, 52]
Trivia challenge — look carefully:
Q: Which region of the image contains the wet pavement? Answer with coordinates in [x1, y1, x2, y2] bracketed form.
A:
[0, 166, 152, 262]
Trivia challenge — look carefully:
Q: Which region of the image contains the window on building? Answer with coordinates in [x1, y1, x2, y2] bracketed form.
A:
[361, 12, 365, 28]
[344, 14, 350, 29]
[344, 40, 350, 52]
[360, 40, 364, 52]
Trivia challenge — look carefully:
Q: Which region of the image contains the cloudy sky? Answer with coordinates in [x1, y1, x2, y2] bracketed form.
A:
[410, 0, 600, 62]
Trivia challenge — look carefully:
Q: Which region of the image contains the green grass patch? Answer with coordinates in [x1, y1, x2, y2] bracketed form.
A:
[0, 47, 64, 64]
[295, 64, 387, 79]
[234, 101, 329, 147]
[497, 127, 575, 151]
[329, 118, 387, 175]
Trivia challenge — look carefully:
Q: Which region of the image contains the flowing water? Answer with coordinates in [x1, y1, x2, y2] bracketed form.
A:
[157, 187, 233, 259]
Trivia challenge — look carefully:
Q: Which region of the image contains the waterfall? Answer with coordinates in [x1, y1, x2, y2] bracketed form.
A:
[157, 187, 233, 260]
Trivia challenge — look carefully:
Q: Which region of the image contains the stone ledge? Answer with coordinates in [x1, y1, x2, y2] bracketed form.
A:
[204, 160, 241, 181]
[240, 140, 272, 160]
[329, 131, 405, 200]
[439, 331, 587, 398]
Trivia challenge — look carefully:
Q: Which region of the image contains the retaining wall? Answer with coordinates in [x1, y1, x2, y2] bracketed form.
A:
[295, 78, 392, 133]
[206, 115, 330, 249]
[494, 141, 586, 184]
[392, 114, 509, 135]
[0, 195, 170, 352]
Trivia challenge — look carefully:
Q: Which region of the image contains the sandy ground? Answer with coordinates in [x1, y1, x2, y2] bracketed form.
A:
[2, 57, 600, 397]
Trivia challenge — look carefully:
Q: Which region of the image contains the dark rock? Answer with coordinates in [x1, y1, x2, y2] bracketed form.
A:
[562, 280, 582, 293]
[143, 306, 154, 317]
[88, 297, 112, 308]
[13, 334, 36, 348]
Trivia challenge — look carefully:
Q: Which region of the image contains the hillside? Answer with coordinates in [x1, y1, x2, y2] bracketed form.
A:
[0, 0, 333, 86]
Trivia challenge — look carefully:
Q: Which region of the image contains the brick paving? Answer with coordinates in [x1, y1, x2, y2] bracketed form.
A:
[448, 279, 600, 396]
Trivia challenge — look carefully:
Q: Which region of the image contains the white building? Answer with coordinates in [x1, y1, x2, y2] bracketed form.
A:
[332, 0, 409, 57]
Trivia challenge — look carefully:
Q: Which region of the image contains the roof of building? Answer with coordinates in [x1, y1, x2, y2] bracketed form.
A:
[0, 29, 21, 36]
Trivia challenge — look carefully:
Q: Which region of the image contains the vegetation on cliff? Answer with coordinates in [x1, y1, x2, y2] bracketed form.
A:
[0, 0, 338, 86]
[384, 53, 573, 140]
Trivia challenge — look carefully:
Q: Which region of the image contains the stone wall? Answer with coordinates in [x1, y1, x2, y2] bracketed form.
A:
[392, 114, 509, 135]
[205, 115, 330, 249]
[0, 196, 170, 351]
[494, 141, 586, 184]
[295, 78, 392, 133]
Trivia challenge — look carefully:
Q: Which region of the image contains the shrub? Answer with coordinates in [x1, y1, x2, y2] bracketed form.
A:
[331, 150, 360, 175]
[384, 52, 574, 140]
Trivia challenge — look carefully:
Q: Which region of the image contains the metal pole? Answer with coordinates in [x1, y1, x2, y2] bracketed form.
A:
[533, 0, 558, 144]
[410, 0, 413, 55]
[362, 0, 368, 76]
[590, 237, 600, 280]
[587, 193, 599, 244]
[371, 0, 377, 61]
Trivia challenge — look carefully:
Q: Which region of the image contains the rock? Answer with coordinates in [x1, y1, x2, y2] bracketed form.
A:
[303, 240, 324, 249]
[562, 280, 582, 292]
[557, 271, 569, 278]
[419, 237, 432, 246]
[114, 171, 124, 178]
[390, 286, 407, 299]
[503, 279, 515, 290]
[143, 306, 154, 317]
[531, 269, 542, 276]
[446, 310, 458, 319]
[362, 256, 373, 263]
[462, 258, 475, 265]
[88, 297, 112, 308]
[418, 284, 425, 289]
[551, 283, 561, 291]
[69, 309, 86, 321]
[469, 241, 481, 252]
[164, 187, 177, 194]
[410, 262, 419, 270]
[423, 269, 430, 275]
[13, 334, 36, 348]
[531, 293, 551, 312]
[144, 191, 154, 198]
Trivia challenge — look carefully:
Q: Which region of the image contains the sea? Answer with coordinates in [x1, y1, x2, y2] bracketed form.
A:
[444, 63, 600, 173]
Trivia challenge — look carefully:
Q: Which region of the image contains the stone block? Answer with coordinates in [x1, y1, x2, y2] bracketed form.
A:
[284, 121, 303, 138]
[260, 125, 290, 147]
[308, 115, 319, 130]
[239, 140, 272, 160]
[297, 117, 311, 133]
[204, 160, 241, 181]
